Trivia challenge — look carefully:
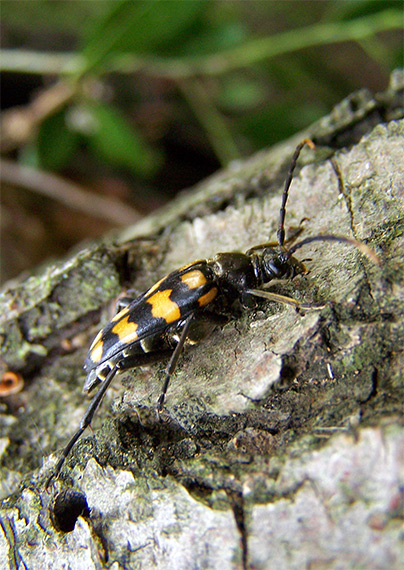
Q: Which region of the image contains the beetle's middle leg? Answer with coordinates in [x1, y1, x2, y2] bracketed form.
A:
[156, 311, 231, 412]
[157, 313, 195, 412]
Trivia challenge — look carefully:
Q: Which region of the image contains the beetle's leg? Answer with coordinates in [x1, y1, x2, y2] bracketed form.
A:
[117, 348, 174, 368]
[115, 296, 136, 312]
[245, 241, 278, 256]
[244, 288, 325, 310]
[115, 287, 145, 313]
[46, 363, 120, 487]
[185, 312, 229, 344]
[46, 349, 175, 486]
[246, 220, 309, 256]
[157, 313, 194, 412]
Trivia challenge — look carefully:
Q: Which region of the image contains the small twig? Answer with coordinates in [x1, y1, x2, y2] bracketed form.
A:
[0, 159, 141, 226]
[0, 81, 76, 152]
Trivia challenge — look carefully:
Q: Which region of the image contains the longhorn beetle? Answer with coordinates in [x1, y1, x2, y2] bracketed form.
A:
[46, 139, 379, 485]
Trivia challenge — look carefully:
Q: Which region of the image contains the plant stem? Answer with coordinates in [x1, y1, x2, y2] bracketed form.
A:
[0, 9, 400, 79]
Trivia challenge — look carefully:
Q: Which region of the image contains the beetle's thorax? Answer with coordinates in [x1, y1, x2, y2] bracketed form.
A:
[210, 252, 258, 299]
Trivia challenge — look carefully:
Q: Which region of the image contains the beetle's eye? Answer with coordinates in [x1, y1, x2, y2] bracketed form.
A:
[267, 262, 281, 277]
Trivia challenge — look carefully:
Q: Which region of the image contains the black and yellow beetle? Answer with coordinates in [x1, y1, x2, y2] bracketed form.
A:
[47, 140, 378, 484]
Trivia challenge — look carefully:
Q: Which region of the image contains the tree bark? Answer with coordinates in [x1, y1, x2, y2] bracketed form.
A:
[0, 70, 403, 570]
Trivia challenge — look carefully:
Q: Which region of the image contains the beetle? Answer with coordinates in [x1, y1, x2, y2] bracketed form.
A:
[46, 139, 379, 484]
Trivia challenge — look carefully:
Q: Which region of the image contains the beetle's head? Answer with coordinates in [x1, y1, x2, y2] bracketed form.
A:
[260, 247, 306, 283]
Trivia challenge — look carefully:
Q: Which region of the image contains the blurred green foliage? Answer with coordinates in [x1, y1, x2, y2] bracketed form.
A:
[1, 0, 402, 182]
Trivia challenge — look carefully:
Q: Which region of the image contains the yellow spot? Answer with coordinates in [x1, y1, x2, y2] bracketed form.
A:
[89, 329, 103, 351]
[111, 306, 129, 322]
[90, 339, 104, 363]
[181, 270, 207, 290]
[147, 290, 180, 323]
[111, 314, 139, 344]
[198, 287, 218, 307]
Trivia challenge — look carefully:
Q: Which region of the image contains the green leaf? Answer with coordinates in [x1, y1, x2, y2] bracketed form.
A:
[180, 20, 247, 56]
[81, 0, 205, 72]
[85, 101, 161, 177]
[36, 108, 79, 171]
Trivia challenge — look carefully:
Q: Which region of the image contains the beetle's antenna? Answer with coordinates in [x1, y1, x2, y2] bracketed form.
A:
[277, 144, 380, 266]
[277, 138, 315, 248]
[287, 234, 381, 265]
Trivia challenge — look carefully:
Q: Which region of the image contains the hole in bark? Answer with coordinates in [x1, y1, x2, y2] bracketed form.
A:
[277, 361, 298, 390]
[51, 489, 90, 533]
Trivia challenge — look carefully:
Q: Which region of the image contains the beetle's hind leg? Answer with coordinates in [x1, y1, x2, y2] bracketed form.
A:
[46, 349, 175, 486]
[46, 364, 120, 487]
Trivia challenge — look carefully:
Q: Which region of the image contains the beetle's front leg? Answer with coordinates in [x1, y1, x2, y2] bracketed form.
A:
[243, 288, 325, 310]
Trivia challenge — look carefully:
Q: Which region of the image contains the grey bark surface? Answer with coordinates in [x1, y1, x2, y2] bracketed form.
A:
[0, 70, 403, 570]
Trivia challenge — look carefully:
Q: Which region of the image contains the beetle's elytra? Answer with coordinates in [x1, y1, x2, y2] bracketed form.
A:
[46, 139, 379, 485]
